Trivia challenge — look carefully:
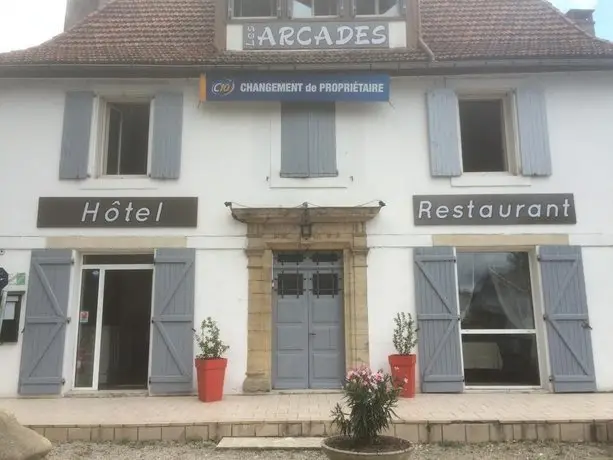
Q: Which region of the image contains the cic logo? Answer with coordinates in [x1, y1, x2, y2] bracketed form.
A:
[211, 79, 236, 97]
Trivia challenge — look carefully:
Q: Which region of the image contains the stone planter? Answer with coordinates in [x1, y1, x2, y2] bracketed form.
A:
[321, 436, 412, 460]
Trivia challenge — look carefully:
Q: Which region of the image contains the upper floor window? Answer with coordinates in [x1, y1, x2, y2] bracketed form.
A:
[234, 0, 278, 18]
[458, 96, 517, 174]
[291, 0, 338, 17]
[355, 0, 399, 16]
[101, 100, 151, 177]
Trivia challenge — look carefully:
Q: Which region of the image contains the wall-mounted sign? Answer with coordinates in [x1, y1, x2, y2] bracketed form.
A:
[243, 22, 389, 50]
[413, 194, 576, 226]
[202, 73, 390, 102]
[37, 197, 198, 228]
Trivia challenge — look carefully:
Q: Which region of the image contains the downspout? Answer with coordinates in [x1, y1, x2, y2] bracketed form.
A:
[419, 36, 436, 62]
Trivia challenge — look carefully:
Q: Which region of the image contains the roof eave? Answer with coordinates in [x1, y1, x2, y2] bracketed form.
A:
[0, 57, 613, 78]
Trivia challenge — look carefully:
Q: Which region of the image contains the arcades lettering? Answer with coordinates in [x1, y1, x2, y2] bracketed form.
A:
[37, 197, 198, 228]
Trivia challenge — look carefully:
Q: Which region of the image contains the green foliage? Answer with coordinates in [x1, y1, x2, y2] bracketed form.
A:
[392, 312, 417, 355]
[194, 317, 229, 359]
[331, 366, 401, 447]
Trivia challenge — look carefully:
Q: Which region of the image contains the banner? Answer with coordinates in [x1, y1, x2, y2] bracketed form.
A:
[202, 73, 390, 102]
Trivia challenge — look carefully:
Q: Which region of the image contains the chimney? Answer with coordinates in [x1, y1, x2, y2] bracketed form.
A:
[566, 9, 596, 36]
[64, 0, 111, 31]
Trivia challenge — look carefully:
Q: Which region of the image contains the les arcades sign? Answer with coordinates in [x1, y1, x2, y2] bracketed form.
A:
[37, 197, 198, 228]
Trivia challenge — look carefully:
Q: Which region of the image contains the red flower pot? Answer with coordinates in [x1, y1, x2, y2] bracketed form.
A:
[389, 354, 416, 398]
[195, 357, 227, 402]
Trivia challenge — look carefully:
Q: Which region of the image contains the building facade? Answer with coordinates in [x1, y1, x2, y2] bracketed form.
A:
[0, 0, 613, 397]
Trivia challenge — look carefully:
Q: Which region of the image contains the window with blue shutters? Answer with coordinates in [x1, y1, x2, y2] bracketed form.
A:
[426, 86, 552, 179]
[281, 102, 338, 179]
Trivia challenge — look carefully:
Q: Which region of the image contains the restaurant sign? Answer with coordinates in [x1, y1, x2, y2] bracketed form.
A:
[37, 197, 198, 228]
[203, 73, 390, 102]
[243, 22, 389, 50]
[413, 194, 576, 226]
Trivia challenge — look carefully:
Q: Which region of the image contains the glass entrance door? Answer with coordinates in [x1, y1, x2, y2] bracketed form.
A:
[74, 269, 103, 388]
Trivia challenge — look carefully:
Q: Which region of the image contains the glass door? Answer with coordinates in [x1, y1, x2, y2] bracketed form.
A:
[74, 269, 104, 389]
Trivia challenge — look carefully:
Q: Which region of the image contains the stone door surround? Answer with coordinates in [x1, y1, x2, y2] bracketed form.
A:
[228, 204, 383, 393]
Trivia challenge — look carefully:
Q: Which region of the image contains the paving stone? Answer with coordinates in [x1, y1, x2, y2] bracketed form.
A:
[280, 423, 302, 437]
[426, 424, 443, 443]
[186, 425, 209, 441]
[590, 423, 608, 442]
[115, 427, 138, 442]
[232, 424, 256, 437]
[515, 423, 537, 441]
[560, 423, 586, 442]
[466, 423, 490, 443]
[217, 437, 323, 450]
[91, 427, 115, 442]
[395, 424, 419, 443]
[138, 426, 162, 441]
[537, 423, 560, 441]
[68, 427, 91, 441]
[44, 427, 68, 442]
[255, 423, 279, 437]
[310, 422, 325, 437]
[162, 426, 186, 441]
[442, 424, 466, 443]
[489, 423, 513, 442]
[30, 426, 46, 437]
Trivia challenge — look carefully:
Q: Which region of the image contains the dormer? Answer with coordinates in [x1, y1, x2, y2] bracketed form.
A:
[216, 0, 420, 51]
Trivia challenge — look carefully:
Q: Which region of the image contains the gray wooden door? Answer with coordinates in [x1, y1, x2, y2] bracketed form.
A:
[538, 246, 596, 393]
[19, 250, 73, 395]
[273, 252, 344, 390]
[149, 248, 195, 395]
[414, 247, 464, 393]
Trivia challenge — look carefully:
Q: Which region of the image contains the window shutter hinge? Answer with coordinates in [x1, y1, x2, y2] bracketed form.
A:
[66, 317, 71, 324]
[62, 378, 66, 385]
[543, 314, 549, 322]
[549, 375, 554, 382]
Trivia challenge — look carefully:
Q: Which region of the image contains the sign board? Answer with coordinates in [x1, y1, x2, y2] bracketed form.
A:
[37, 197, 198, 228]
[243, 22, 389, 50]
[413, 194, 576, 226]
[203, 73, 390, 102]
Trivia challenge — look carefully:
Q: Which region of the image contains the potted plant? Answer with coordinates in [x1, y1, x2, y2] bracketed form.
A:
[322, 366, 411, 460]
[194, 317, 229, 402]
[388, 312, 418, 398]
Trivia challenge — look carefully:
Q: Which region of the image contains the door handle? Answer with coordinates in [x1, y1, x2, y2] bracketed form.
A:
[309, 332, 316, 336]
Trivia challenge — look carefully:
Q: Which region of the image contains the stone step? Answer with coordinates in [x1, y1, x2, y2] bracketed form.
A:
[216, 437, 324, 450]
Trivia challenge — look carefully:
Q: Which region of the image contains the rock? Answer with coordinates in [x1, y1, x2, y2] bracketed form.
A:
[0, 410, 52, 460]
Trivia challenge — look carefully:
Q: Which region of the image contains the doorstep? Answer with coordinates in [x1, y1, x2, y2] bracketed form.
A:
[0, 393, 611, 444]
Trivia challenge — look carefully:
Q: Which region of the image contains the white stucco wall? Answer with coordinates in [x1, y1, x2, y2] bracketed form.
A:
[0, 71, 612, 396]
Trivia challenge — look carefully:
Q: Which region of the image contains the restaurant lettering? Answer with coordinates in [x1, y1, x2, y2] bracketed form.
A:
[413, 194, 576, 226]
[243, 22, 389, 50]
[37, 197, 198, 228]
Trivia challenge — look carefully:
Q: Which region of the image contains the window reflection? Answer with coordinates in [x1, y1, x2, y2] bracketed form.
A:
[292, 0, 338, 17]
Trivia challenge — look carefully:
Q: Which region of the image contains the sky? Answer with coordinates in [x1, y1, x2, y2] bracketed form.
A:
[0, 0, 611, 53]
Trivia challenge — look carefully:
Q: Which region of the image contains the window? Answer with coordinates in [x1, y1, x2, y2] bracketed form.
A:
[459, 97, 516, 174]
[102, 101, 151, 176]
[281, 103, 337, 178]
[0, 293, 22, 344]
[355, 0, 399, 16]
[457, 252, 540, 387]
[234, 0, 278, 17]
[291, 0, 338, 17]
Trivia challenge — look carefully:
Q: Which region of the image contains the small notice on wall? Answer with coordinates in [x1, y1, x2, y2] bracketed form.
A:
[80, 311, 89, 323]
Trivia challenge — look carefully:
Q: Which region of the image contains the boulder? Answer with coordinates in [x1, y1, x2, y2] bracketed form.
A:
[0, 411, 52, 460]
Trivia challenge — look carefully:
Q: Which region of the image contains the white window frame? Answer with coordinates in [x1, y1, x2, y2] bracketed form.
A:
[71, 255, 155, 392]
[95, 96, 154, 179]
[354, 0, 401, 17]
[455, 248, 548, 391]
[231, 0, 279, 18]
[289, 0, 340, 18]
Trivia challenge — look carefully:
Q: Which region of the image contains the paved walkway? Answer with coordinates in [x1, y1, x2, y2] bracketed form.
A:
[2, 392, 612, 426]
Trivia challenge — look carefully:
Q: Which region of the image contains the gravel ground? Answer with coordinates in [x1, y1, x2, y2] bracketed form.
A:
[48, 441, 613, 459]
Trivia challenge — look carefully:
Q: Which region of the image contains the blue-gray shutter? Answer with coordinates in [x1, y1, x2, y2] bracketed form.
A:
[414, 246, 463, 393]
[426, 89, 462, 177]
[59, 91, 94, 180]
[538, 246, 596, 393]
[516, 86, 552, 176]
[151, 91, 184, 180]
[281, 103, 337, 178]
[18, 250, 72, 395]
[150, 248, 195, 395]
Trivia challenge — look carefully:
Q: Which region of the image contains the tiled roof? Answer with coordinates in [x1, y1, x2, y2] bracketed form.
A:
[0, 0, 612, 68]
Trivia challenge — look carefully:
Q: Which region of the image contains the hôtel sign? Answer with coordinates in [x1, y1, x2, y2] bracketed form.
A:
[413, 194, 576, 226]
[243, 22, 389, 50]
[37, 197, 198, 228]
